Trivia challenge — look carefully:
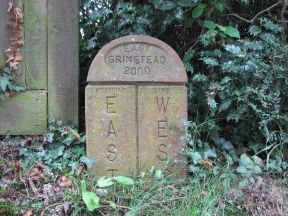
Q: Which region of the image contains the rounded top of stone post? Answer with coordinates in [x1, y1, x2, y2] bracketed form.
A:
[87, 35, 187, 83]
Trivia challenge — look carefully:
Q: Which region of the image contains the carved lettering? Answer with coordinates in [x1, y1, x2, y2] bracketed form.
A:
[158, 144, 168, 161]
[156, 97, 170, 115]
[154, 88, 170, 94]
[138, 44, 144, 52]
[108, 56, 114, 63]
[107, 55, 166, 64]
[132, 44, 137, 52]
[123, 43, 150, 52]
[107, 169, 118, 176]
[107, 144, 117, 161]
[124, 44, 130, 52]
[154, 56, 159, 63]
[107, 120, 116, 138]
[160, 56, 166, 64]
[158, 120, 168, 137]
[106, 96, 116, 113]
[116, 56, 121, 63]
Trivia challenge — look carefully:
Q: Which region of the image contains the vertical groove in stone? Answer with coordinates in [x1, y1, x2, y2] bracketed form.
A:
[136, 85, 139, 174]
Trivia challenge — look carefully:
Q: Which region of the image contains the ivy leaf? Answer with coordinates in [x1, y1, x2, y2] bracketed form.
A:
[115, 176, 134, 186]
[240, 154, 254, 166]
[204, 20, 216, 30]
[253, 165, 262, 174]
[204, 149, 217, 159]
[47, 133, 54, 143]
[4, 66, 12, 74]
[239, 179, 249, 188]
[252, 156, 264, 167]
[188, 151, 202, 164]
[62, 134, 73, 146]
[68, 161, 79, 172]
[14, 85, 25, 92]
[0, 77, 10, 92]
[55, 146, 65, 158]
[80, 156, 96, 168]
[48, 115, 55, 124]
[237, 165, 247, 174]
[192, 3, 206, 18]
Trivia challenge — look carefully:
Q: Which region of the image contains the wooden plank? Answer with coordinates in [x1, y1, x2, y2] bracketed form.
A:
[24, 0, 47, 89]
[0, 0, 10, 68]
[47, 0, 79, 125]
[0, 90, 47, 135]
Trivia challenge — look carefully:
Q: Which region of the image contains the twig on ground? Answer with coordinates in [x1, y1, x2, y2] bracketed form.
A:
[27, 178, 38, 195]
[19, 172, 30, 198]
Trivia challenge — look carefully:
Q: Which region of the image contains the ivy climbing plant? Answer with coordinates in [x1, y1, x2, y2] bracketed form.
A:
[0, 0, 25, 101]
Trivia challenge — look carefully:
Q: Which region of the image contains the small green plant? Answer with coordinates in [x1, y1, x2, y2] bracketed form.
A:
[183, 120, 220, 177]
[81, 176, 134, 212]
[19, 116, 95, 174]
[0, 200, 17, 216]
[236, 154, 263, 188]
[0, 66, 25, 101]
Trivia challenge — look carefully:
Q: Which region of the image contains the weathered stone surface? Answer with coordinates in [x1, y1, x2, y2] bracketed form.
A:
[138, 86, 187, 174]
[86, 35, 187, 176]
[86, 85, 137, 176]
[88, 35, 187, 83]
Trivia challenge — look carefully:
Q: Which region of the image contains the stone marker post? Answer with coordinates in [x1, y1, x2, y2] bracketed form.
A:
[86, 35, 187, 177]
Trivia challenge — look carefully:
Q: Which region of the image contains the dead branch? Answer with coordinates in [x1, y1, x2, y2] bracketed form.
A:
[224, 0, 284, 23]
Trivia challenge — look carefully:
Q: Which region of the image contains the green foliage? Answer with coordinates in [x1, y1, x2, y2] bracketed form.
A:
[19, 116, 95, 174]
[187, 19, 288, 175]
[114, 176, 134, 185]
[81, 180, 100, 211]
[192, 3, 206, 19]
[80, 176, 134, 212]
[236, 154, 263, 188]
[0, 200, 17, 216]
[0, 66, 25, 101]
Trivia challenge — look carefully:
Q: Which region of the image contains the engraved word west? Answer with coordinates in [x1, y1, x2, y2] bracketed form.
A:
[86, 35, 187, 176]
